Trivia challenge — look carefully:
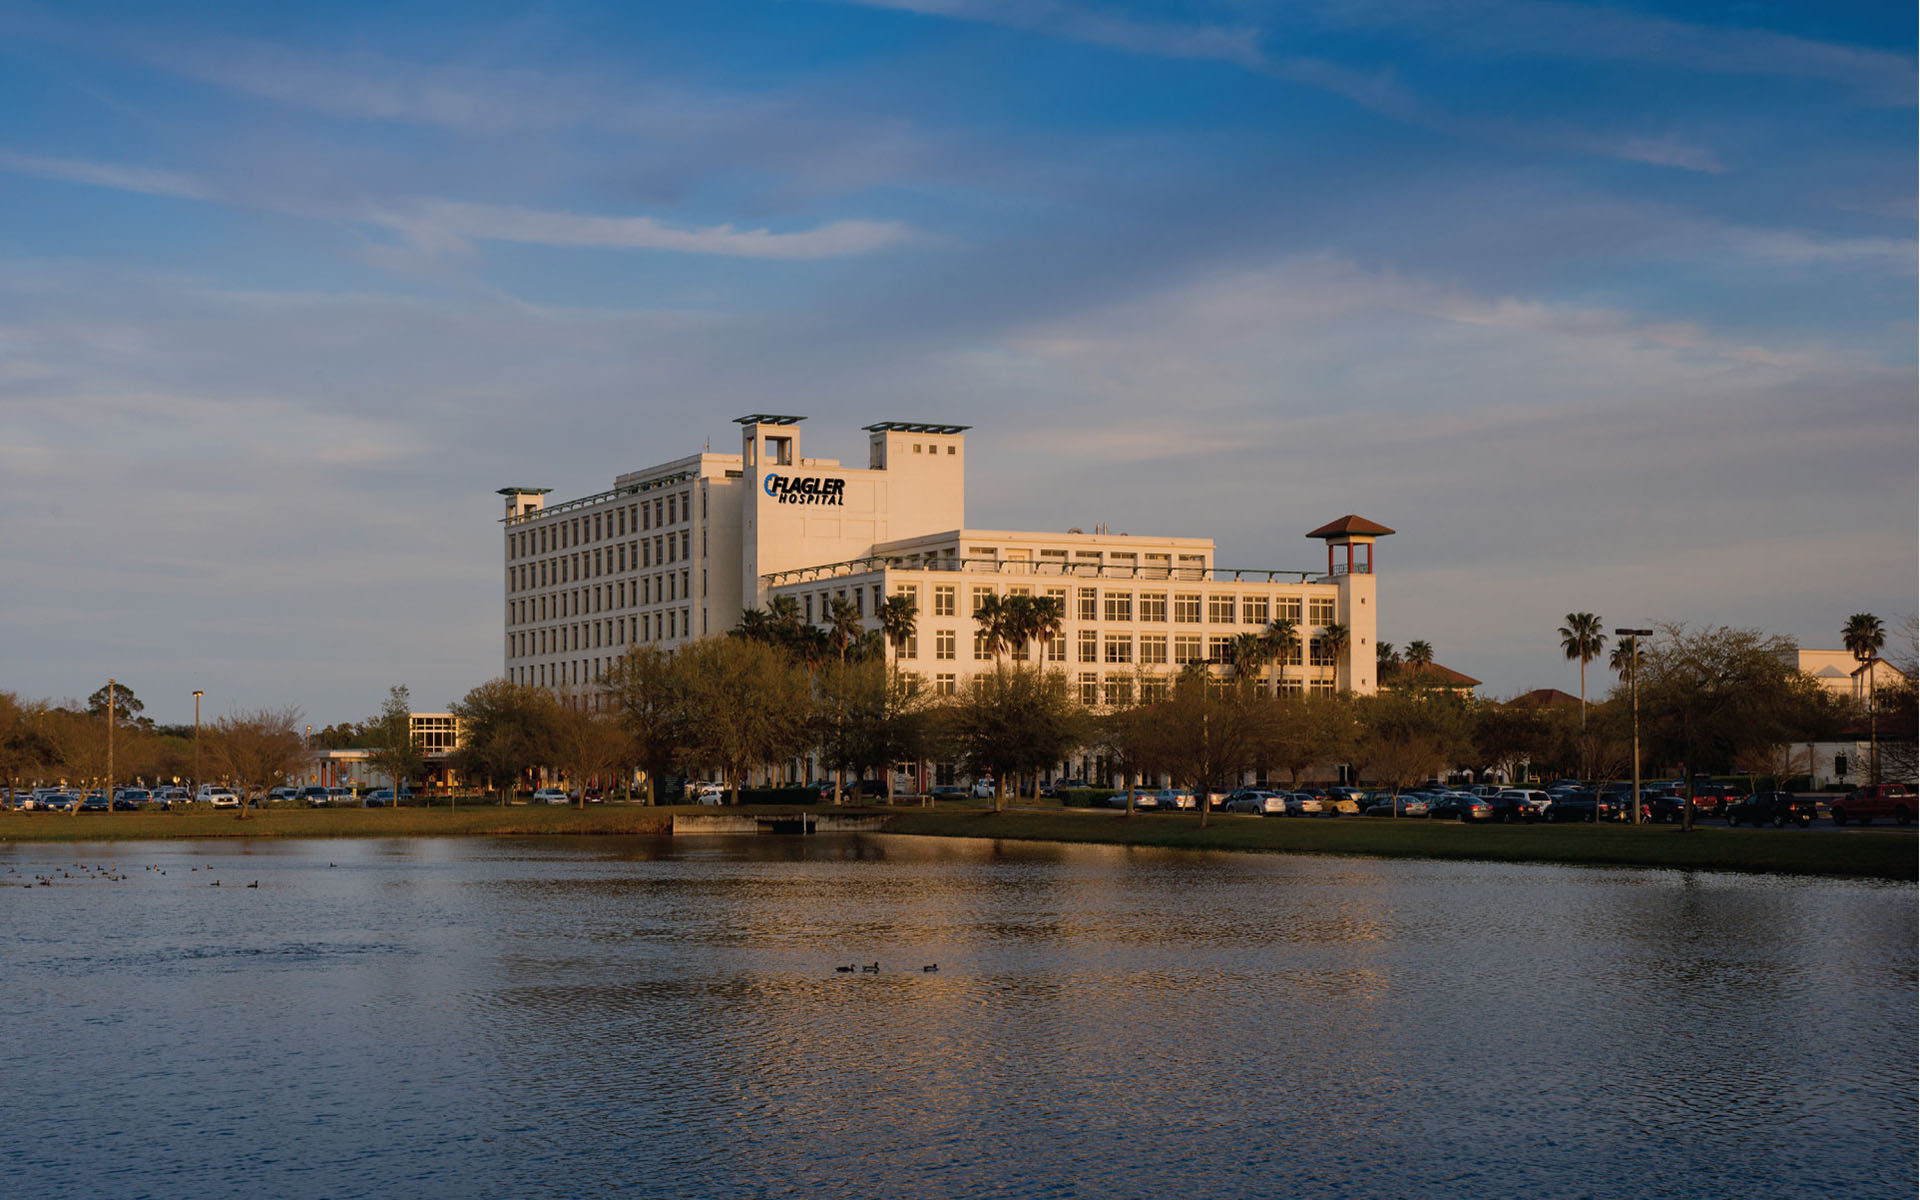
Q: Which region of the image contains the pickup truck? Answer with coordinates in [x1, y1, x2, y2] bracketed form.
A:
[1831, 784, 1914, 826]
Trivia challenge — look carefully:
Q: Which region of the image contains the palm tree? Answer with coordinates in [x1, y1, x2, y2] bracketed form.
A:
[1262, 616, 1299, 691]
[1608, 639, 1636, 681]
[1227, 632, 1272, 685]
[1403, 639, 1434, 686]
[1377, 641, 1399, 679]
[1843, 612, 1886, 784]
[879, 594, 918, 665]
[1022, 595, 1066, 667]
[1558, 613, 1606, 728]
[827, 596, 864, 663]
[973, 593, 1010, 663]
[1321, 622, 1349, 691]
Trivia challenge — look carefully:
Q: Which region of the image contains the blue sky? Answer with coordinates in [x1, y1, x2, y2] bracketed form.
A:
[1, 0, 1913, 726]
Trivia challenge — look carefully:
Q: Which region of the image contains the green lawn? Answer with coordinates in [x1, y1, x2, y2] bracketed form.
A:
[878, 809, 1919, 881]
[5, 803, 1911, 881]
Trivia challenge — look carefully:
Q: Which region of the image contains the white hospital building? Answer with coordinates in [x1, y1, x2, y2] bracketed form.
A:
[498, 417, 1389, 704]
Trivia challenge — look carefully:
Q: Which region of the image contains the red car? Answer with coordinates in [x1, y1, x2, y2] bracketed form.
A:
[1831, 784, 1914, 827]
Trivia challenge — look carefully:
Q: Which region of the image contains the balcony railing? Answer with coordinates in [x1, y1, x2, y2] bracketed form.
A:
[763, 556, 1324, 587]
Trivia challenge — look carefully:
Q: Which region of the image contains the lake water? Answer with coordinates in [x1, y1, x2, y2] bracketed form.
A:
[2, 835, 1913, 1199]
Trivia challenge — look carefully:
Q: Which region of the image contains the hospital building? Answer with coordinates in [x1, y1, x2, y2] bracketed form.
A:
[498, 417, 1390, 704]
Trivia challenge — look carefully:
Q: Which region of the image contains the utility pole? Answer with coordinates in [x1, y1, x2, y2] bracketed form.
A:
[106, 678, 115, 814]
[193, 690, 204, 798]
[1615, 630, 1653, 826]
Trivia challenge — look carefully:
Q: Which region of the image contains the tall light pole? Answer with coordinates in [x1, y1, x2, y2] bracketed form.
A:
[1615, 630, 1653, 826]
[193, 690, 204, 796]
[106, 678, 116, 814]
[1852, 646, 1878, 786]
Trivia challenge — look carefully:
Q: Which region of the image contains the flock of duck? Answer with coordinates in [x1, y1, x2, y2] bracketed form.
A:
[8, 862, 259, 889]
[835, 962, 938, 974]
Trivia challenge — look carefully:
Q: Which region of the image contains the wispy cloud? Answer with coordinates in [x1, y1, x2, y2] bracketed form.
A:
[844, 0, 1727, 172]
[0, 149, 213, 200]
[1318, 0, 1916, 105]
[0, 149, 916, 261]
[367, 198, 916, 259]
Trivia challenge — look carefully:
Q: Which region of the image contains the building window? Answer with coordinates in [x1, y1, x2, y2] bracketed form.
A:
[936, 630, 956, 660]
[971, 587, 995, 616]
[1174, 594, 1201, 623]
[1310, 637, 1334, 666]
[1046, 632, 1067, 662]
[1280, 677, 1303, 695]
[1309, 678, 1335, 695]
[1077, 588, 1097, 621]
[1139, 593, 1167, 622]
[935, 673, 957, 695]
[1309, 597, 1336, 626]
[1242, 596, 1268, 625]
[1103, 677, 1133, 708]
[681, 531, 690, 560]
[974, 630, 993, 660]
[1208, 595, 1235, 623]
[1103, 592, 1133, 622]
[934, 585, 956, 617]
[804, 595, 814, 623]
[1209, 636, 1233, 663]
[1275, 597, 1301, 623]
[1174, 635, 1203, 665]
[1140, 677, 1169, 703]
[1079, 673, 1098, 706]
[1078, 629, 1099, 663]
[898, 634, 918, 660]
[894, 583, 918, 608]
[1281, 638, 1303, 666]
[1104, 634, 1133, 664]
[1140, 634, 1168, 665]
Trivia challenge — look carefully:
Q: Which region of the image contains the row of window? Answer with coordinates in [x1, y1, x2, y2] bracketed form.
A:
[509, 530, 696, 592]
[920, 673, 1337, 701]
[899, 629, 1337, 665]
[508, 607, 696, 659]
[896, 582, 1334, 626]
[507, 489, 696, 561]
[509, 572, 695, 625]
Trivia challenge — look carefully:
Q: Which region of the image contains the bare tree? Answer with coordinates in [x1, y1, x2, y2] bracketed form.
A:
[206, 708, 307, 819]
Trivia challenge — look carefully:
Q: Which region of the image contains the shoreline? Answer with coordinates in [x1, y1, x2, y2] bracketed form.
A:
[1, 806, 1912, 881]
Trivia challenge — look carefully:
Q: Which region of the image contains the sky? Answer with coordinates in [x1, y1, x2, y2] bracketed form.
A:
[1, 0, 1913, 727]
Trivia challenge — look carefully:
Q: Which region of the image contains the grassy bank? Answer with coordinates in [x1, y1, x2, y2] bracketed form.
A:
[0, 805, 678, 842]
[879, 809, 1919, 881]
[4, 805, 1911, 881]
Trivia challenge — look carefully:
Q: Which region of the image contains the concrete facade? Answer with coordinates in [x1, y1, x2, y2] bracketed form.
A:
[499, 418, 1384, 704]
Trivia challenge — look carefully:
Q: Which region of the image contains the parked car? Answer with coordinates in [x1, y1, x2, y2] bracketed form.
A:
[928, 785, 969, 801]
[197, 785, 240, 808]
[79, 792, 110, 813]
[531, 788, 571, 805]
[364, 787, 413, 807]
[1151, 788, 1198, 810]
[28, 791, 79, 812]
[112, 788, 150, 811]
[1545, 790, 1618, 823]
[1726, 791, 1817, 827]
[1831, 783, 1914, 826]
[151, 786, 189, 809]
[267, 786, 300, 803]
[970, 778, 997, 799]
[1283, 792, 1325, 817]
[296, 785, 332, 806]
[1687, 784, 1746, 818]
[1363, 792, 1432, 818]
[1047, 778, 1090, 797]
[1224, 789, 1287, 815]
[1429, 792, 1494, 822]
[1491, 789, 1550, 822]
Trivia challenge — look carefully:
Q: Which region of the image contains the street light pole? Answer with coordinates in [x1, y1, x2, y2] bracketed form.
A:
[1853, 647, 1878, 786]
[1615, 629, 1653, 826]
[193, 690, 204, 797]
[106, 678, 115, 814]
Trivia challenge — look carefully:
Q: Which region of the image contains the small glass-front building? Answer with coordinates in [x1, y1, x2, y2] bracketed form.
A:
[498, 417, 1389, 703]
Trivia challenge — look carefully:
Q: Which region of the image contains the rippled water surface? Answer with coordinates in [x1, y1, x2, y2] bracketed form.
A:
[2, 835, 1913, 1198]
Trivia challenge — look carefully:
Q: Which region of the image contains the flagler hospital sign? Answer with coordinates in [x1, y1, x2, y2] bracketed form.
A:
[762, 474, 846, 506]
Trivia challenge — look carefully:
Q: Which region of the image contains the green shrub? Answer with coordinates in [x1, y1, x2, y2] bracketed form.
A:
[1058, 788, 1120, 808]
[736, 786, 822, 806]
